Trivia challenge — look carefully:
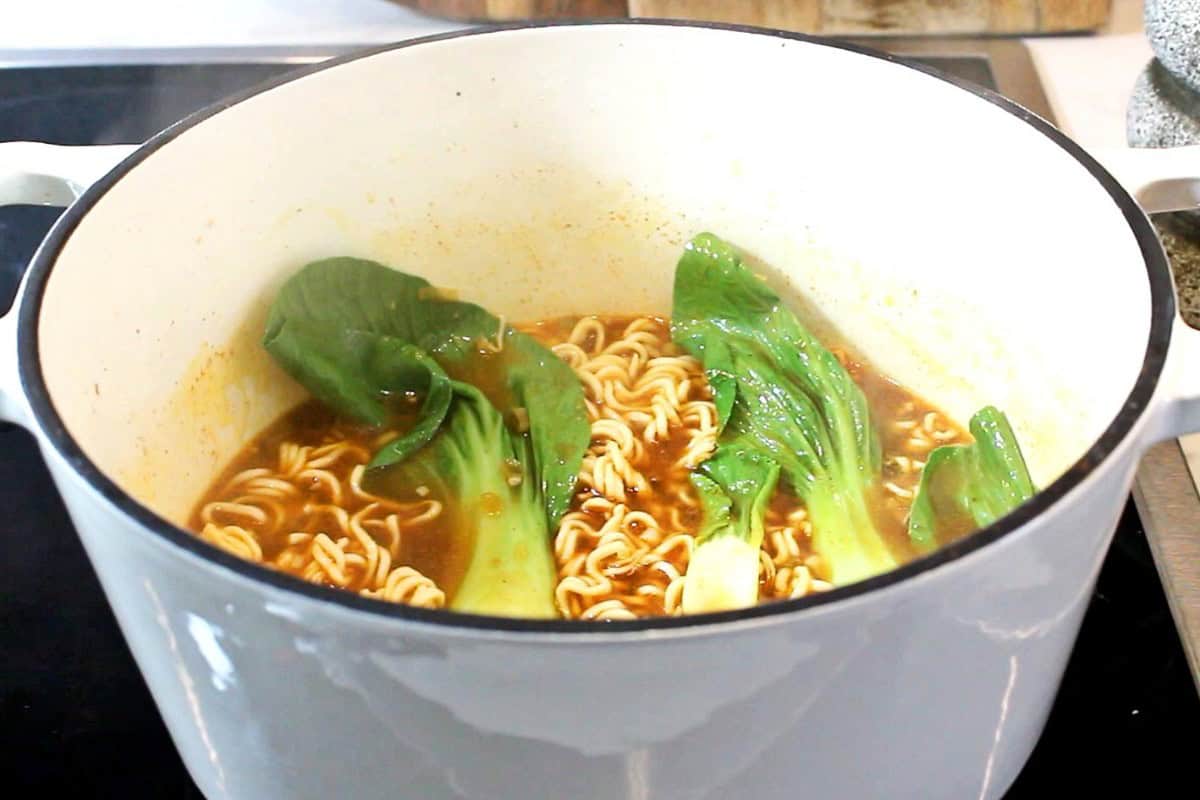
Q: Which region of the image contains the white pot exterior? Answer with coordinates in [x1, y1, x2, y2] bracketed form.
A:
[3, 23, 1199, 800]
[46, 435, 1140, 800]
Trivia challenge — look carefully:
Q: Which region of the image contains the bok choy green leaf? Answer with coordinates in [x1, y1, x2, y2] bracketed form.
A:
[261, 319, 454, 460]
[907, 406, 1035, 552]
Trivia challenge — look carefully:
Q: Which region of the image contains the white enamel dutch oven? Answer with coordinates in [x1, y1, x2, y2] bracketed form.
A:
[2, 22, 1199, 800]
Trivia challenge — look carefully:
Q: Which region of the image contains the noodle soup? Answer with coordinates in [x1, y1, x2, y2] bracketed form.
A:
[193, 312, 970, 620]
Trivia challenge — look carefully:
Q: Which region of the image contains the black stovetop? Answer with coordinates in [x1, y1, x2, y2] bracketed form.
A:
[1, 57, 1197, 798]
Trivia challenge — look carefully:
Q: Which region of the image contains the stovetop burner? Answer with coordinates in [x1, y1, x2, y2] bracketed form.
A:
[1, 51, 1197, 797]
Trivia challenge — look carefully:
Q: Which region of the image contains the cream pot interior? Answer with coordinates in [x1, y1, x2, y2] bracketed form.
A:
[37, 25, 1151, 584]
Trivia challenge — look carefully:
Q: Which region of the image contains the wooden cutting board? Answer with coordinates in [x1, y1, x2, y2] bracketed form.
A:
[396, 1, 1111, 34]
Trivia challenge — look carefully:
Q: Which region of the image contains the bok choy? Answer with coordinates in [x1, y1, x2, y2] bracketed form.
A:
[907, 406, 1035, 552]
[673, 234, 1037, 614]
[682, 449, 780, 614]
[672, 233, 897, 611]
[263, 257, 589, 617]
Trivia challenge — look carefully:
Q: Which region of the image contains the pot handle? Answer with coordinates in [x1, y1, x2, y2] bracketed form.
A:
[1094, 145, 1200, 215]
[0, 141, 140, 426]
[1154, 320, 1200, 441]
[1094, 144, 1200, 442]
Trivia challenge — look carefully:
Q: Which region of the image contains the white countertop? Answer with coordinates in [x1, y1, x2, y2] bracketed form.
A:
[1024, 0, 1151, 150]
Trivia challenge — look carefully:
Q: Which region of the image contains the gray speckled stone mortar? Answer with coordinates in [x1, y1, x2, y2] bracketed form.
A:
[1145, 0, 1200, 93]
[1127, 58, 1200, 228]
[1128, 58, 1200, 147]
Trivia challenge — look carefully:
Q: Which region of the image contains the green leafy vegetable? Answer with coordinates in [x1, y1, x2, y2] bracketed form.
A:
[682, 449, 780, 614]
[371, 382, 558, 617]
[262, 319, 453, 458]
[264, 256, 588, 525]
[263, 257, 588, 617]
[908, 406, 1035, 552]
[673, 232, 897, 610]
